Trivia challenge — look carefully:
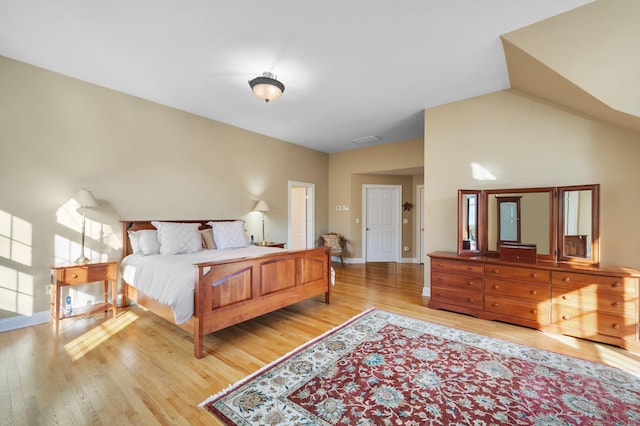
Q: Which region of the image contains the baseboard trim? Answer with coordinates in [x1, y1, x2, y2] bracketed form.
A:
[0, 311, 50, 333]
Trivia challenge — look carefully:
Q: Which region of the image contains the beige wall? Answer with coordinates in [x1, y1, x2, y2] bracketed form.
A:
[328, 138, 424, 260]
[424, 89, 640, 293]
[0, 56, 328, 321]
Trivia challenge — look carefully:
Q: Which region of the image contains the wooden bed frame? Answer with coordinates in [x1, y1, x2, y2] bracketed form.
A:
[120, 220, 332, 358]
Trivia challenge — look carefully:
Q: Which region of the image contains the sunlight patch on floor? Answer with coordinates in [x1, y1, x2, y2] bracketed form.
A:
[64, 310, 139, 361]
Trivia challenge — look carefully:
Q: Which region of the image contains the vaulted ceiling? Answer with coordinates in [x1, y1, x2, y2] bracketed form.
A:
[3, 1, 633, 154]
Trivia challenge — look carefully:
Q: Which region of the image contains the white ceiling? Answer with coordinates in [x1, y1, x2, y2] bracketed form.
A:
[0, 0, 593, 153]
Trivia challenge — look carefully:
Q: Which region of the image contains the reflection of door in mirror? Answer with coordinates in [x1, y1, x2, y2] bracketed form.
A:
[458, 190, 481, 255]
[497, 197, 521, 245]
[563, 190, 592, 258]
[463, 195, 477, 250]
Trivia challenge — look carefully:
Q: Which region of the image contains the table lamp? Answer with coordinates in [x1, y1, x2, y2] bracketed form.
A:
[74, 189, 98, 264]
[253, 200, 270, 245]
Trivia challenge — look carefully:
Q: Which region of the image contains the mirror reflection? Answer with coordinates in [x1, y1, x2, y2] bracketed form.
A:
[458, 190, 481, 255]
[562, 190, 592, 258]
[559, 184, 599, 263]
[457, 184, 599, 264]
[487, 191, 552, 256]
[497, 197, 521, 245]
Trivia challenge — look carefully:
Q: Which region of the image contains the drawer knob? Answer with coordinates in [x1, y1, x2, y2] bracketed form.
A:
[612, 282, 621, 288]
[562, 315, 570, 320]
[492, 269, 499, 274]
[438, 293, 444, 297]
[531, 309, 538, 314]
[562, 295, 568, 300]
[437, 277, 443, 281]
[71, 274, 78, 278]
[613, 323, 621, 330]
[530, 273, 537, 278]
[466, 267, 473, 271]
[530, 290, 538, 295]
[612, 301, 621, 307]
[492, 303, 499, 307]
[468, 298, 475, 303]
[437, 263, 444, 267]
[493, 284, 499, 289]
[563, 277, 570, 282]
[467, 281, 474, 286]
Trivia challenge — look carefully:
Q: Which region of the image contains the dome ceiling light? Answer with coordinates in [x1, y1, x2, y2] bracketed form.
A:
[248, 72, 285, 103]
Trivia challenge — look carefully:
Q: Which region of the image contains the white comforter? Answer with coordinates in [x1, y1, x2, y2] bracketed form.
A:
[120, 246, 284, 324]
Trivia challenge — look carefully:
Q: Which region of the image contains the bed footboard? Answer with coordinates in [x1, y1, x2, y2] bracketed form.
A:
[192, 247, 332, 358]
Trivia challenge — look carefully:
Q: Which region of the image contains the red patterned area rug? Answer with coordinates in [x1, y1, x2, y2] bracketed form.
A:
[200, 308, 640, 425]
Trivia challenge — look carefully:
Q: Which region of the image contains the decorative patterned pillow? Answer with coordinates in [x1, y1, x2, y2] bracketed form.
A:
[322, 234, 342, 251]
[151, 221, 203, 255]
[208, 220, 248, 249]
[136, 230, 161, 255]
[200, 228, 216, 249]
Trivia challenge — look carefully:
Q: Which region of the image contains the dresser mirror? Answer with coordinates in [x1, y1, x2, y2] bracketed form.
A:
[485, 187, 556, 261]
[558, 184, 599, 264]
[458, 185, 599, 263]
[457, 190, 482, 255]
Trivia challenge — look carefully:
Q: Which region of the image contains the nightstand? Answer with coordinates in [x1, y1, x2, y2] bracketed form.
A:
[49, 261, 118, 333]
[259, 242, 286, 248]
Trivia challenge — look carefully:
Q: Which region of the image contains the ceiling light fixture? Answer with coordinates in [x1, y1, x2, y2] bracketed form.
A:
[248, 72, 285, 103]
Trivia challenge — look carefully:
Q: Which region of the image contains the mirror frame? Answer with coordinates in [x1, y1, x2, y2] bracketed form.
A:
[484, 187, 557, 262]
[557, 184, 600, 264]
[458, 184, 599, 264]
[457, 190, 483, 256]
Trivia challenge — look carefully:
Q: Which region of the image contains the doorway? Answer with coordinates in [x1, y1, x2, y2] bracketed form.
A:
[362, 185, 401, 262]
[288, 181, 315, 249]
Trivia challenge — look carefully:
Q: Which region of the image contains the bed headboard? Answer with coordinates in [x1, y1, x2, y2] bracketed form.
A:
[120, 219, 237, 258]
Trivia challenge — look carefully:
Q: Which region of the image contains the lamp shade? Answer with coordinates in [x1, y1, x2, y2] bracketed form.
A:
[249, 72, 285, 103]
[253, 200, 270, 212]
[74, 189, 98, 208]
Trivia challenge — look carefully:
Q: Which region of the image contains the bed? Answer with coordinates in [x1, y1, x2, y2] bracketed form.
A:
[120, 219, 332, 358]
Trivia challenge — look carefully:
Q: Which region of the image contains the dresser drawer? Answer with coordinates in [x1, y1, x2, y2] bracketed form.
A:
[551, 288, 635, 316]
[552, 272, 637, 296]
[485, 278, 549, 302]
[61, 265, 113, 284]
[485, 295, 549, 324]
[552, 306, 635, 339]
[432, 271, 483, 292]
[431, 287, 483, 310]
[431, 259, 483, 276]
[485, 264, 549, 284]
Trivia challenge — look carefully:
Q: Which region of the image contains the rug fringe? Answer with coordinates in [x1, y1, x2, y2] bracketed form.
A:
[199, 307, 377, 407]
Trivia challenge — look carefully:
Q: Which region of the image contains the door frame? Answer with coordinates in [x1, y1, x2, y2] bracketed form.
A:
[362, 184, 402, 262]
[416, 184, 424, 264]
[288, 181, 315, 249]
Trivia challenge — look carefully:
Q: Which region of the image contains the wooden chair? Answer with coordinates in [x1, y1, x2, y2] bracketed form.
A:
[321, 233, 346, 265]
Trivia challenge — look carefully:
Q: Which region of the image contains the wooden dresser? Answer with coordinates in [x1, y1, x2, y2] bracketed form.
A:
[429, 251, 640, 352]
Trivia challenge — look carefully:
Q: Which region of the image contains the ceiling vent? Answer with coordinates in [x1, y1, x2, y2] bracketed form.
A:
[350, 135, 382, 145]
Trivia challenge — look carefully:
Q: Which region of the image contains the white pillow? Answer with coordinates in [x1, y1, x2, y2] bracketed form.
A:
[137, 230, 161, 255]
[208, 220, 248, 249]
[151, 221, 203, 255]
[127, 230, 142, 254]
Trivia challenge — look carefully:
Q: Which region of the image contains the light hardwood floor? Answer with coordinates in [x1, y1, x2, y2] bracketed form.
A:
[2, 263, 639, 425]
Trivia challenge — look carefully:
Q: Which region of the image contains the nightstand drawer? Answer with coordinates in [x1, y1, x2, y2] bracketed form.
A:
[61, 265, 112, 284]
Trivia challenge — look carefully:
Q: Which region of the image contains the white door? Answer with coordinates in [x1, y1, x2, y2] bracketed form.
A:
[288, 181, 315, 249]
[363, 185, 401, 262]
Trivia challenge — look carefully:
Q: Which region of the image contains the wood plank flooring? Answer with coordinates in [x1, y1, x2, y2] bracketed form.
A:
[2, 262, 639, 425]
